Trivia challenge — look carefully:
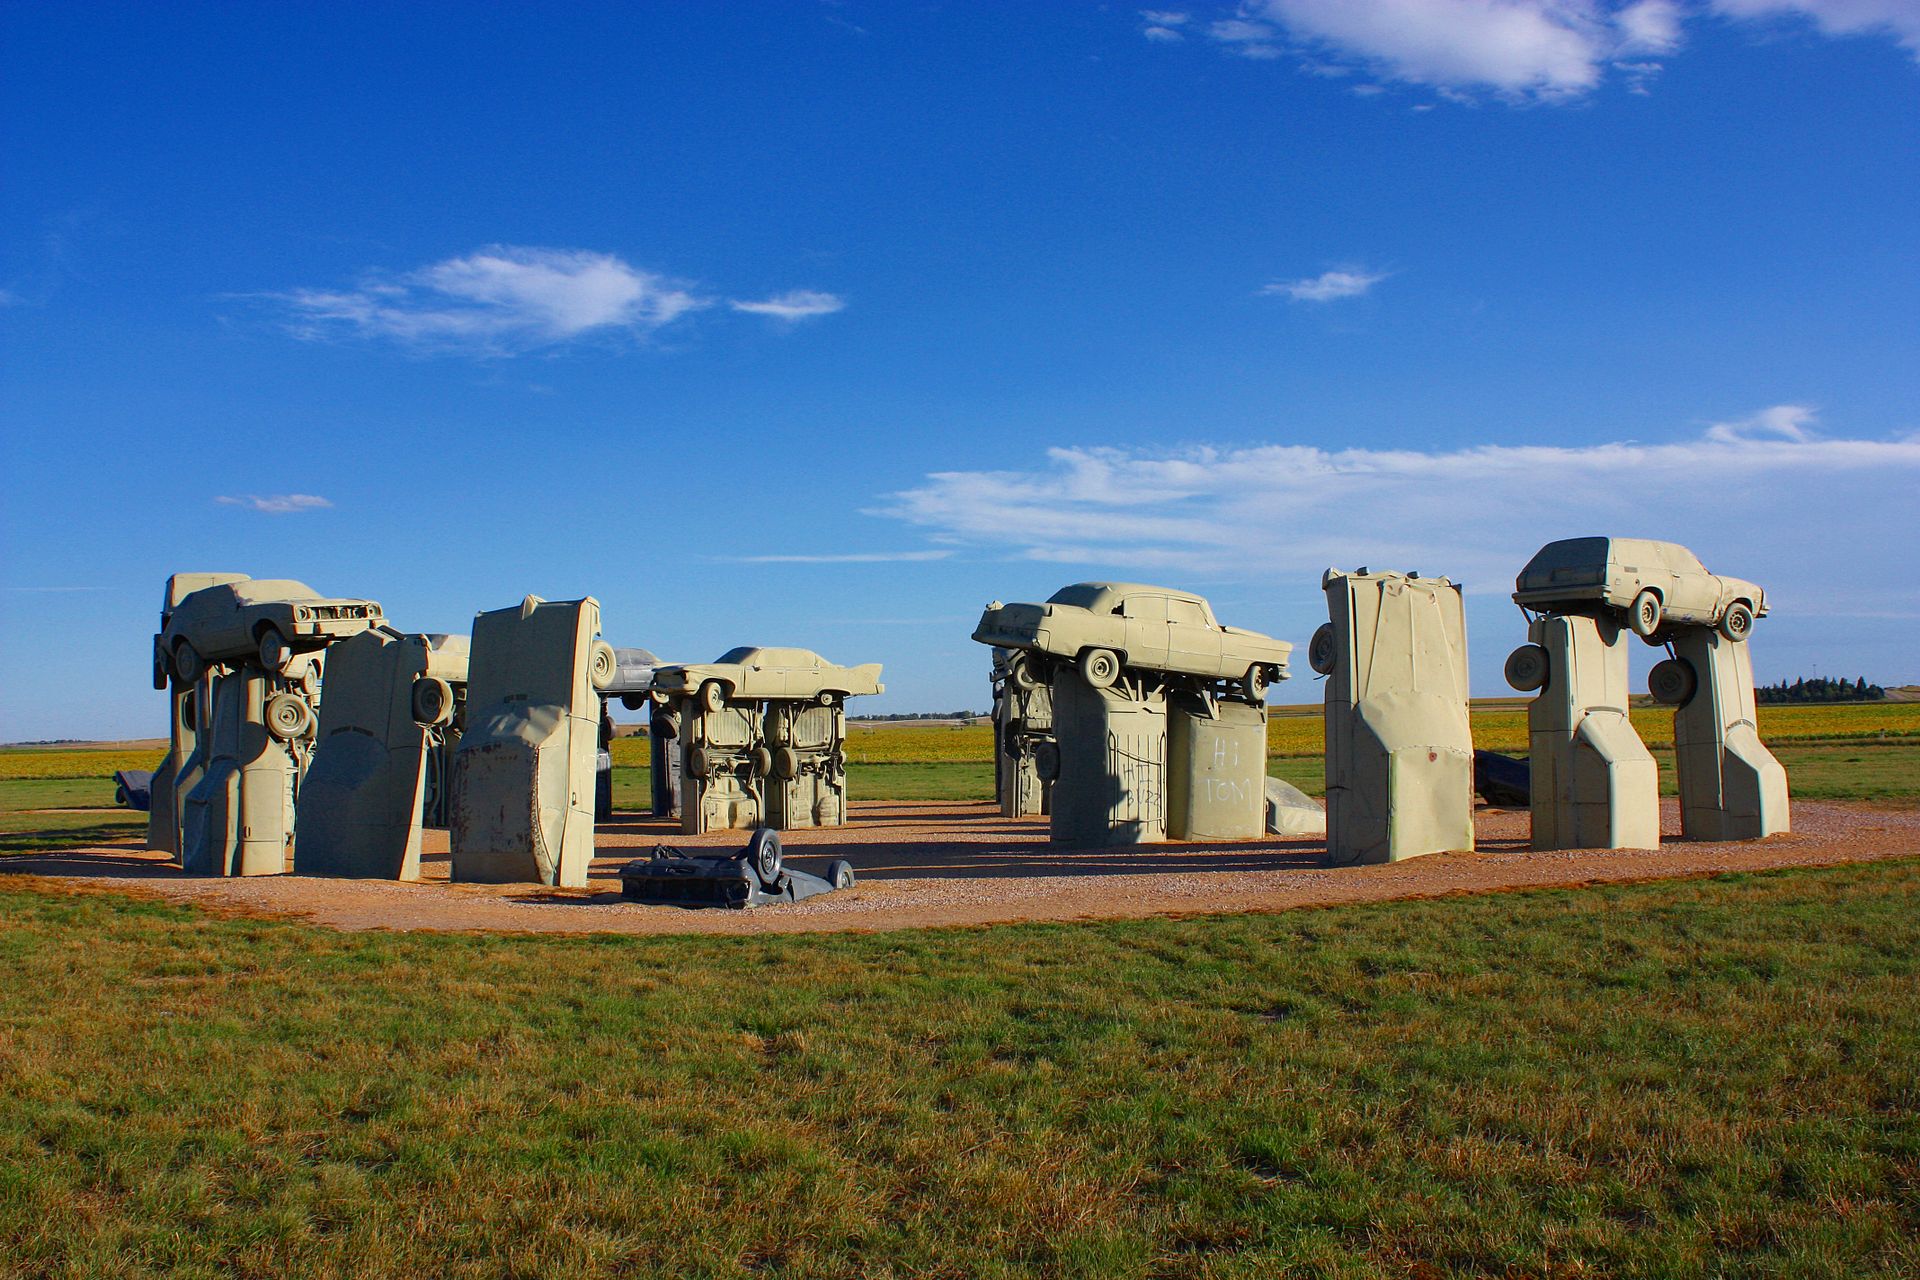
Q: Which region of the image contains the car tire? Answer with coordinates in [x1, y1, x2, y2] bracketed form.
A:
[152, 638, 170, 692]
[620, 692, 644, 712]
[828, 859, 856, 891]
[1241, 665, 1269, 704]
[172, 640, 204, 685]
[1504, 644, 1550, 692]
[1307, 623, 1336, 676]
[1629, 589, 1663, 640]
[115, 784, 129, 807]
[1034, 740, 1061, 782]
[1079, 648, 1121, 689]
[588, 641, 618, 691]
[700, 680, 727, 713]
[817, 691, 836, 706]
[747, 828, 783, 888]
[412, 677, 455, 726]
[1007, 653, 1038, 692]
[772, 746, 800, 780]
[1719, 601, 1755, 643]
[687, 746, 711, 779]
[265, 692, 314, 741]
[1649, 658, 1698, 706]
[257, 628, 292, 674]
[750, 746, 774, 777]
[179, 690, 197, 733]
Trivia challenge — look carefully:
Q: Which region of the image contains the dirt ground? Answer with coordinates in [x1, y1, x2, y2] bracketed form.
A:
[5, 799, 1917, 936]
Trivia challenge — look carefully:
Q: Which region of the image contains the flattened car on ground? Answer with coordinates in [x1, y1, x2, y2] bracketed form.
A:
[619, 828, 855, 908]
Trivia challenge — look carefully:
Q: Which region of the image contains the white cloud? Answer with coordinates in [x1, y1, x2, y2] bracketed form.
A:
[274, 246, 703, 353]
[1262, 268, 1389, 301]
[216, 494, 333, 514]
[1150, 0, 1915, 101]
[875, 408, 1920, 609]
[1710, 0, 1920, 59]
[1142, 9, 1192, 39]
[728, 290, 847, 321]
[727, 550, 955, 564]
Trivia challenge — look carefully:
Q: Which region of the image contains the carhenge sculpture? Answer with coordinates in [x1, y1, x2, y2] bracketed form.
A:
[990, 647, 1054, 819]
[1310, 569, 1474, 865]
[154, 576, 385, 874]
[147, 572, 249, 857]
[647, 648, 883, 834]
[449, 595, 616, 887]
[973, 583, 1290, 848]
[292, 630, 471, 879]
[1512, 536, 1786, 842]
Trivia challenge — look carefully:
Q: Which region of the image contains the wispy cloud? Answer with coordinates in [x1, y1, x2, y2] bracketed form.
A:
[728, 290, 847, 321]
[1712, 0, 1920, 61]
[1141, 9, 1191, 40]
[725, 550, 956, 564]
[216, 493, 333, 514]
[876, 407, 1920, 608]
[1262, 268, 1388, 301]
[1140, 0, 1916, 102]
[266, 246, 844, 354]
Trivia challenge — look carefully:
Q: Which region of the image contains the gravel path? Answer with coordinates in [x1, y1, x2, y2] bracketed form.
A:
[5, 800, 1916, 936]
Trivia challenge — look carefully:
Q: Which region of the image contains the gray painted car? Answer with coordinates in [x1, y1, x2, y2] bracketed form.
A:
[1513, 537, 1767, 642]
[649, 646, 884, 710]
[973, 582, 1291, 701]
[161, 578, 384, 680]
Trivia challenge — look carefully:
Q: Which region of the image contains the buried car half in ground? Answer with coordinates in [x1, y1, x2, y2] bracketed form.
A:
[1512, 538, 1767, 642]
[648, 646, 884, 710]
[973, 582, 1291, 700]
[619, 828, 856, 908]
[160, 577, 385, 681]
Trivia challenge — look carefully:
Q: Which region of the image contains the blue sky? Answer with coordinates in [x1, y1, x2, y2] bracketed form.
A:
[2, 1, 1916, 740]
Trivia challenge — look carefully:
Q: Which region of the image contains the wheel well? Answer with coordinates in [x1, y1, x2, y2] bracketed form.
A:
[1079, 645, 1125, 664]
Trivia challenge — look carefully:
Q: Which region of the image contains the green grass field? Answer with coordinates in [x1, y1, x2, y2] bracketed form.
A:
[1, 860, 1916, 1277]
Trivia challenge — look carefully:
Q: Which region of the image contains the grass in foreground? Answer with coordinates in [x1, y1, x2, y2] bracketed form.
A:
[0, 860, 1916, 1277]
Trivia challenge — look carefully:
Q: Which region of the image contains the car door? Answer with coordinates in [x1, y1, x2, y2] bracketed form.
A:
[1659, 546, 1715, 622]
[1118, 595, 1171, 668]
[1165, 596, 1223, 675]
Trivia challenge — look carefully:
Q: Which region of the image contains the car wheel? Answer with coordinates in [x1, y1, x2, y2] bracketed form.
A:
[1240, 665, 1269, 704]
[687, 746, 711, 779]
[152, 638, 170, 692]
[265, 692, 314, 741]
[1504, 644, 1550, 692]
[412, 676, 455, 726]
[180, 690, 197, 733]
[620, 692, 644, 712]
[1034, 740, 1061, 782]
[1079, 648, 1121, 689]
[588, 641, 618, 691]
[172, 640, 204, 685]
[1007, 653, 1038, 692]
[750, 746, 774, 777]
[747, 828, 783, 888]
[828, 859, 856, 891]
[1629, 589, 1663, 639]
[1307, 623, 1336, 676]
[817, 690, 835, 706]
[1719, 601, 1755, 643]
[772, 746, 800, 780]
[700, 680, 727, 713]
[1649, 658, 1698, 706]
[257, 628, 292, 673]
[115, 784, 129, 807]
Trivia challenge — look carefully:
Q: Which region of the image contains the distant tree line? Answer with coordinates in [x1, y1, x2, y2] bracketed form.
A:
[849, 711, 987, 722]
[1755, 676, 1885, 704]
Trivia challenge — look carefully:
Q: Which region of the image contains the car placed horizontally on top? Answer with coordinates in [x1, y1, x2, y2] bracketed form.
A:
[972, 581, 1291, 702]
[1512, 537, 1767, 642]
[648, 646, 884, 711]
[160, 577, 385, 683]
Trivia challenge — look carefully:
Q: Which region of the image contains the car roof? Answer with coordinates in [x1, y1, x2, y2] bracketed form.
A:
[1044, 582, 1209, 611]
[1523, 537, 1707, 574]
[714, 645, 828, 667]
